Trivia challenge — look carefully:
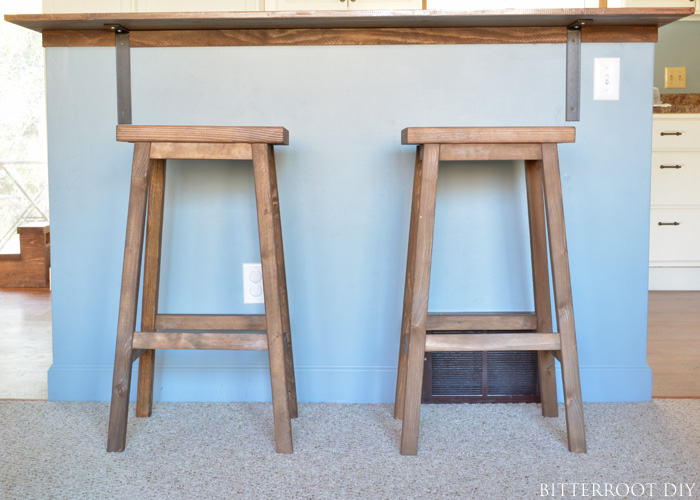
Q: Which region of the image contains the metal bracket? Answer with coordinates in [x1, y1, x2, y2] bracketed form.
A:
[107, 24, 132, 125]
[565, 19, 591, 122]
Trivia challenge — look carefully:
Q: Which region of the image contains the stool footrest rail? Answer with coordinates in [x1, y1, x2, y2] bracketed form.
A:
[424, 333, 561, 352]
[133, 331, 269, 351]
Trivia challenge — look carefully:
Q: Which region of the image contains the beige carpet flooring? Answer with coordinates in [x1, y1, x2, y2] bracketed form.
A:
[1, 400, 699, 499]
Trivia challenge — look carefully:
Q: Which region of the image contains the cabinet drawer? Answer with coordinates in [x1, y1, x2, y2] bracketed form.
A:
[649, 208, 700, 265]
[652, 115, 700, 151]
[651, 152, 700, 205]
[653, 118, 700, 151]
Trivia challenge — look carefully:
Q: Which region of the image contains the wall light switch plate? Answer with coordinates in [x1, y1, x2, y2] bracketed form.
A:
[243, 263, 264, 304]
[665, 67, 687, 89]
[594, 57, 620, 101]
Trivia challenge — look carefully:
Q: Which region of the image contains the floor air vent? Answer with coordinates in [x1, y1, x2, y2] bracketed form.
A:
[422, 336, 541, 404]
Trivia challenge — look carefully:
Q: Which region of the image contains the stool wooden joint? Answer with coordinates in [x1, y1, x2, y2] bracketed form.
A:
[107, 125, 297, 454]
[394, 127, 586, 455]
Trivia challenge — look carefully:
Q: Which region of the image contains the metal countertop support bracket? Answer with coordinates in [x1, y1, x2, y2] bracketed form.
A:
[107, 24, 132, 125]
[103, 20, 592, 125]
[566, 19, 591, 122]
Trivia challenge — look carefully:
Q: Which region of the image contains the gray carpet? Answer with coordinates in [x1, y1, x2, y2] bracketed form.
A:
[1, 400, 699, 499]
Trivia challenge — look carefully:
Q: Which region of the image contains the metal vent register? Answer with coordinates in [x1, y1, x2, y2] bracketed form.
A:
[422, 331, 541, 404]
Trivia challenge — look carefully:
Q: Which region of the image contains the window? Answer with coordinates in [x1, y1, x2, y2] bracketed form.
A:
[0, 0, 48, 254]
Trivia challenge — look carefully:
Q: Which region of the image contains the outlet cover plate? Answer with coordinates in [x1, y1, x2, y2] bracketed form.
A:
[243, 263, 264, 304]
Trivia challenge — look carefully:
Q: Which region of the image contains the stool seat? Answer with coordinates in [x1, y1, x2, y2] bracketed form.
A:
[108, 125, 297, 454]
[116, 125, 289, 144]
[401, 127, 576, 145]
[394, 126, 586, 455]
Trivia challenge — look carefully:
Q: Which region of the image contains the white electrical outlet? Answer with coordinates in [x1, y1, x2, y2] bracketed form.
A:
[243, 263, 264, 304]
[594, 57, 620, 101]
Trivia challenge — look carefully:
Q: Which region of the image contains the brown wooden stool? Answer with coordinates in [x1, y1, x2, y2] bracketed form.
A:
[107, 125, 297, 454]
[394, 127, 586, 455]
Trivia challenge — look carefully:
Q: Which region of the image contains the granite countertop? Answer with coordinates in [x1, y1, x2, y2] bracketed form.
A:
[654, 93, 700, 113]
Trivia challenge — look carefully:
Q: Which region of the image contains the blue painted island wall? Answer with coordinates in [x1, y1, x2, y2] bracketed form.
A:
[46, 42, 655, 403]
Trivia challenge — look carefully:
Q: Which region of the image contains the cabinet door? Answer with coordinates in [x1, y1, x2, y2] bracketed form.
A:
[138, 0, 263, 10]
[45, 0, 264, 12]
[43, 0, 131, 13]
[265, 0, 348, 9]
[623, 0, 696, 10]
[426, 0, 594, 8]
[349, 0, 421, 9]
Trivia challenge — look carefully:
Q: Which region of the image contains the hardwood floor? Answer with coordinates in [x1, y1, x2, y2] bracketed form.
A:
[647, 291, 700, 398]
[0, 288, 52, 400]
[0, 288, 697, 399]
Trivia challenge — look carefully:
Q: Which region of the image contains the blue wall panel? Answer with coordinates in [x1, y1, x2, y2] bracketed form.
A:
[46, 43, 654, 402]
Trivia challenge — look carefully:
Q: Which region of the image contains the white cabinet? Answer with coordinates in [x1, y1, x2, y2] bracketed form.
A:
[138, 0, 264, 11]
[624, 0, 695, 6]
[623, 0, 698, 20]
[44, 0, 264, 12]
[427, 0, 601, 7]
[43, 0, 131, 12]
[43, 0, 695, 12]
[349, 0, 421, 8]
[265, 0, 348, 9]
[265, 0, 421, 10]
[44, 0, 420, 12]
[649, 114, 700, 290]
[651, 152, 700, 205]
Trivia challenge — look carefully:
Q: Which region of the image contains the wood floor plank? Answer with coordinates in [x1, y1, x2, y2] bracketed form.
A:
[0, 288, 52, 400]
[647, 291, 700, 398]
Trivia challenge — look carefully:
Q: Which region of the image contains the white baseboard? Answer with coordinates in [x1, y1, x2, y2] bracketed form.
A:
[649, 267, 700, 291]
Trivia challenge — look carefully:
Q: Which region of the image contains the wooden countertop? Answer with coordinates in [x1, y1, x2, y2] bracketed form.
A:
[6, 8, 695, 31]
[5, 8, 694, 47]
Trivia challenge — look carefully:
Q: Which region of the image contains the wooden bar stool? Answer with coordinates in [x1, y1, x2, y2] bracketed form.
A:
[394, 127, 586, 455]
[107, 125, 297, 454]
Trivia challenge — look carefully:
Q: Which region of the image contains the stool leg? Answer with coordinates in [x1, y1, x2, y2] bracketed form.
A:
[525, 159, 558, 418]
[268, 147, 298, 419]
[136, 159, 166, 418]
[541, 144, 586, 453]
[108, 142, 152, 452]
[395, 146, 423, 420]
[252, 143, 293, 454]
[400, 143, 440, 455]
